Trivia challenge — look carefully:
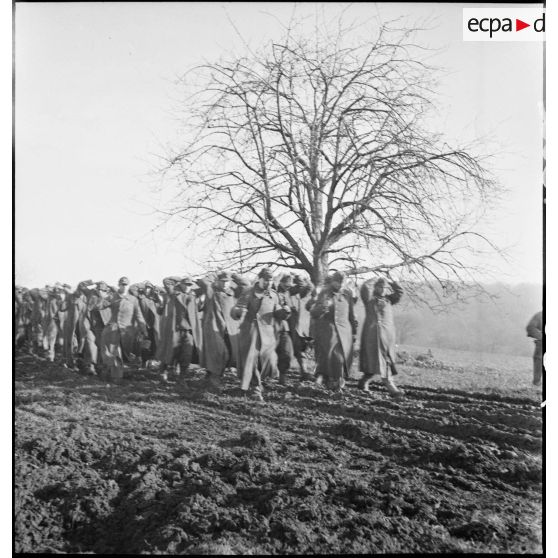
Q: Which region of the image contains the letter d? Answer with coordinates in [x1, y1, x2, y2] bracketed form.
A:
[534, 13, 545, 32]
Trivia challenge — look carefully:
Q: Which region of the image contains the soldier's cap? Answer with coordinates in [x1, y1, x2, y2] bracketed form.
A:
[375, 277, 386, 286]
[216, 270, 230, 281]
[293, 275, 311, 286]
[181, 275, 194, 285]
[78, 279, 94, 290]
[163, 277, 177, 287]
[143, 281, 154, 289]
[97, 281, 109, 292]
[62, 283, 72, 291]
[258, 267, 274, 280]
[279, 273, 293, 284]
[328, 270, 345, 283]
[118, 277, 130, 286]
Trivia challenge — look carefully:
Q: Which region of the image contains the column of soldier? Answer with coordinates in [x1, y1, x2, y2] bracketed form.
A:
[15, 267, 405, 403]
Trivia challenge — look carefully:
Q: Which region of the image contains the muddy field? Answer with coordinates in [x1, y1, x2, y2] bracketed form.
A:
[15, 354, 543, 554]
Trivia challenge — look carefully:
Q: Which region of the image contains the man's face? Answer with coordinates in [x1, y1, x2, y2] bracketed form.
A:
[374, 282, 387, 297]
[182, 283, 192, 294]
[259, 277, 272, 290]
[145, 286, 152, 297]
[164, 284, 174, 295]
[216, 279, 229, 290]
[331, 280, 342, 292]
[118, 282, 129, 295]
[281, 278, 293, 290]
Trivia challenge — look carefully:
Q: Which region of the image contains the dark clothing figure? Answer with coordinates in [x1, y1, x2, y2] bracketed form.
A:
[359, 280, 403, 379]
[309, 286, 357, 389]
[197, 276, 239, 387]
[288, 283, 315, 379]
[276, 285, 295, 384]
[101, 293, 147, 380]
[137, 292, 161, 366]
[232, 282, 289, 399]
[358, 279, 404, 397]
[526, 311, 543, 386]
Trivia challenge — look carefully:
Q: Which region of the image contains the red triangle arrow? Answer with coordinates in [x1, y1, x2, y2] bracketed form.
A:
[516, 19, 530, 31]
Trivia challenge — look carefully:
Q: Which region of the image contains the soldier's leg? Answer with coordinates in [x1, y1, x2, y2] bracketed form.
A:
[80, 330, 97, 374]
[276, 331, 293, 385]
[178, 331, 194, 375]
[240, 331, 259, 393]
[293, 333, 314, 380]
[45, 325, 57, 362]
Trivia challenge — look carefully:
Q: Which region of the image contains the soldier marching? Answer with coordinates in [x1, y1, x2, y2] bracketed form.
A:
[25, 267, 537, 401]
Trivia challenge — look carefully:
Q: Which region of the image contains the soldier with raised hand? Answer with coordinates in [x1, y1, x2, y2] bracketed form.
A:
[15, 286, 32, 352]
[308, 271, 358, 392]
[276, 274, 295, 386]
[136, 281, 161, 368]
[28, 287, 47, 357]
[358, 277, 404, 398]
[42, 284, 63, 362]
[62, 280, 93, 371]
[289, 275, 316, 381]
[155, 276, 184, 382]
[85, 281, 113, 376]
[99, 277, 148, 382]
[231, 267, 290, 403]
[173, 276, 203, 376]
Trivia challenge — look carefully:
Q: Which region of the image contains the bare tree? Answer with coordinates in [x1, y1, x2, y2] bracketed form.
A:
[159, 15, 502, 293]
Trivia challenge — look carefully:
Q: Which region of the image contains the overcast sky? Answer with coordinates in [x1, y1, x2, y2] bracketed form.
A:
[15, 2, 543, 288]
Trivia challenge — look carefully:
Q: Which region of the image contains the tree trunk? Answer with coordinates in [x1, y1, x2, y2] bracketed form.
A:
[312, 252, 329, 286]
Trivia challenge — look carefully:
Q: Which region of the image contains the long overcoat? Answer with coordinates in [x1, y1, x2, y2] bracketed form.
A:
[42, 296, 60, 354]
[197, 279, 239, 373]
[359, 280, 403, 378]
[175, 291, 203, 364]
[155, 293, 181, 366]
[138, 295, 161, 352]
[309, 287, 357, 382]
[101, 293, 146, 368]
[233, 286, 288, 390]
[63, 293, 87, 361]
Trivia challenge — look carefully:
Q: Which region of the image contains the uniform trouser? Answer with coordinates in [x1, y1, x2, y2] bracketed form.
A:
[15, 324, 29, 350]
[141, 328, 157, 365]
[316, 340, 346, 388]
[206, 333, 233, 388]
[43, 323, 58, 361]
[161, 331, 194, 372]
[83, 329, 98, 367]
[32, 323, 44, 353]
[240, 330, 274, 396]
[277, 331, 294, 376]
[292, 332, 312, 375]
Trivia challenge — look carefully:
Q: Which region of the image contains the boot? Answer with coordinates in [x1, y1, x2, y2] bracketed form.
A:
[358, 376, 372, 392]
[382, 377, 404, 398]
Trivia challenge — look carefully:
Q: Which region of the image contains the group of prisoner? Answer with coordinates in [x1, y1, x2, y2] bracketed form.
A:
[15, 267, 408, 401]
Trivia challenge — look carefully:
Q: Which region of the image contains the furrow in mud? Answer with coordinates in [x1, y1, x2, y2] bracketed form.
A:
[15, 361, 543, 554]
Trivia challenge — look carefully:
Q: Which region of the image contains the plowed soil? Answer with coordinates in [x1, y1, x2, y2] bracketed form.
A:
[15, 355, 543, 554]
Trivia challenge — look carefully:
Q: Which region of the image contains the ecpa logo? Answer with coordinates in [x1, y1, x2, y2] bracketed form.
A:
[463, 8, 545, 41]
